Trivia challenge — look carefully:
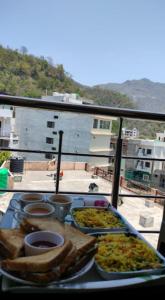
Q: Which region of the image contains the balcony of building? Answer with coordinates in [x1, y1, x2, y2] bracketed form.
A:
[0, 94, 165, 293]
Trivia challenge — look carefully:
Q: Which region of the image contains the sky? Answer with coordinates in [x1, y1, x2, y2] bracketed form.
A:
[0, 0, 165, 86]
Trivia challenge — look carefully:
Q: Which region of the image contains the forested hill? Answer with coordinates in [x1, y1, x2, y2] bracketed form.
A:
[0, 45, 134, 109]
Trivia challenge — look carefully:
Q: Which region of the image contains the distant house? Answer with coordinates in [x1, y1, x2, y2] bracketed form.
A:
[124, 138, 165, 188]
[156, 131, 165, 142]
[122, 127, 139, 138]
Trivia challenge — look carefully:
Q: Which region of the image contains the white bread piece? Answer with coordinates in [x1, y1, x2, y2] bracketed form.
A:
[59, 244, 77, 275]
[64, 224, 96, 255]
[11, 245, 78, 284]
[2, 240, 72, 273]
[20, 217, 65, 236]
[0, 228, 25, 258]
[20, 218, 96, 255]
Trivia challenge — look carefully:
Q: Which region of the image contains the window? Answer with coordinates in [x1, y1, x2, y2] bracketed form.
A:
[147, 149, 152, 155]
[52, 131, 57, 135]
[143, 174, 149, 181]
[45, 153, 53, 159]
[100, 120, 110, 129]
[13, 140, 18, 145]
[93, 119, 98, 129]
[145, 162, 150, 168]
[46, 137, 53, 144]
[52, 147, 56, 150]
[47, 121, 55, 128]
[142, 148, 146, 155]
[54, 116, 58, 119]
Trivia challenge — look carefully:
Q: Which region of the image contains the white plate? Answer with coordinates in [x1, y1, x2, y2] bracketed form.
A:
[0, 258, 94, 286]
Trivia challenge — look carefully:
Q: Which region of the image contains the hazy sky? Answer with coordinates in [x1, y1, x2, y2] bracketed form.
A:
[0, 0, 165, 86]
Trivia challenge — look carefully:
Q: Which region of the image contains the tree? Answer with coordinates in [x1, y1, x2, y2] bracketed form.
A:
[0, 151, 11, 166]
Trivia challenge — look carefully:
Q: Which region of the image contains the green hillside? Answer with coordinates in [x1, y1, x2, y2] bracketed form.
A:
[0, 45, 134, 109]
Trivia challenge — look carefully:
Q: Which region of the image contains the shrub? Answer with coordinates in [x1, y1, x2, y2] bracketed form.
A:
[0, 151, 11, 166]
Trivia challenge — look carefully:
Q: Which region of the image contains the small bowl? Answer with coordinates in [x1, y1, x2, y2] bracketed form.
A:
[23, 203, 55, 218]
[48, 194, 72, 222]
[19, 193, 44, 208]
[24, 231, 64, 256]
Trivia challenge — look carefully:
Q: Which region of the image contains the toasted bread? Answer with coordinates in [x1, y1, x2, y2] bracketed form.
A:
[64, 224, 96, 255]
[2, 240, 72, 273]
[10, 269, 60, 284]
[0, 228, 25, 258]
[10, 245, 78, 284]
[20, 217, 65, 236]
[20, 218, 96, 256]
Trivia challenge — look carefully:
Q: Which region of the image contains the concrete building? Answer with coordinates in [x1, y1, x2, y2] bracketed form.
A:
[124, 138, 165, 187]
[156, 130, 165, 142]
[14, 93, 115, 167]
[122, 127, 139, 138]
[0, 105, 19, 149]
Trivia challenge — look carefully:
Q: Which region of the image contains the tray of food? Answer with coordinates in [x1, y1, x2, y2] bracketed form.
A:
[92, 232, 165, 280]
[70, 206, 129, 233]
[0, 217, 97, 286]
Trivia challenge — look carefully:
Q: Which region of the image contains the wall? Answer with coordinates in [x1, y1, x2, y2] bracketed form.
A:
[23, 161, 86, 171]
[15, 107, 92, 162]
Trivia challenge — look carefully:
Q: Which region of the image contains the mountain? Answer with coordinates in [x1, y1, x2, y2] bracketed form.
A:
[0, 45, 133, 109]
[96, 78, 165, 113]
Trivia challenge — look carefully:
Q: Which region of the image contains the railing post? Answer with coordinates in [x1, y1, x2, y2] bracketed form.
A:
[55, 130, 63, 194]
[111, 118, 123, 208]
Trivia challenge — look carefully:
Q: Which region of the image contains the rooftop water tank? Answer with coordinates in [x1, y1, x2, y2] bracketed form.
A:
[10, 157, 24, 174]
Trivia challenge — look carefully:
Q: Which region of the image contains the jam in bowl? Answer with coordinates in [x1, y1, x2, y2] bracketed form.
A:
[24, 231, 64, 256]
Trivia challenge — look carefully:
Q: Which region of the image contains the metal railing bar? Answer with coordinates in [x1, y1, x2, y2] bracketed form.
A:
[111, 117, 123, 208]
[119, 194, 165, 199]
[1, 147, 165, 162]
[0, 147, 59, 155]
[0, 188, 112, 196]
[122, 156, 165, 162]
[55, 131, 63, 193]
[1, 94, 165, 122]
[0, 147, 115, 158]
[138, 230, 160, 234]
[0, 188, 165, 199]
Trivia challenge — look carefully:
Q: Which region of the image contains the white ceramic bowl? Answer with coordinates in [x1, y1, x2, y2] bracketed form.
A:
[24, 231, 64, 256]
[48, 194, 72, 221]
[19, 193, 44, 208]
[23, 203, 55, 217]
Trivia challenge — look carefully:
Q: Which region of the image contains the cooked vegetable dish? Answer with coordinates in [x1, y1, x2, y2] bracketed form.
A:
[72, 208, 125, 228]
[95, 234, 163, 272]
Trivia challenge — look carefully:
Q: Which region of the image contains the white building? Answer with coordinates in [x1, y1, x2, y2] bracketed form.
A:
[156, 131, 165, 142]
[14, 93, 115, 167]
[0, 106, 19, 149]
[122, 127, 139, 138]
[132, 140, 165, 174]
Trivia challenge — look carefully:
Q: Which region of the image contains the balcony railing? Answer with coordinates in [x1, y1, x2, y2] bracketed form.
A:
[0, 94, 165, 253]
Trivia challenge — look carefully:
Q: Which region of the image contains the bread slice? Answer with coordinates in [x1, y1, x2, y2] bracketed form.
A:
[2, 240, 72, 273]
[10, 245, 78, 284]
[0, 228, 25, 258]
[64, 224, 96, 255]
[20, 217, 65, 236]
[20, 218, 96, 256]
